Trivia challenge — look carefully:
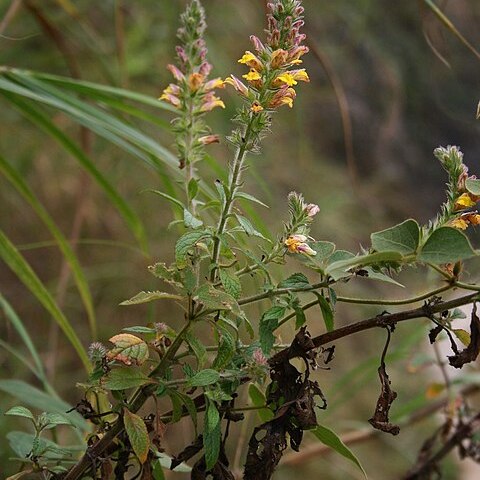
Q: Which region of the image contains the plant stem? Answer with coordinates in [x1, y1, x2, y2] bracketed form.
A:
[209, 117, 255, 282]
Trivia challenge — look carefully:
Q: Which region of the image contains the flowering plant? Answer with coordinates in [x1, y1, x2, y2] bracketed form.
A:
[3, 1, 480, 479]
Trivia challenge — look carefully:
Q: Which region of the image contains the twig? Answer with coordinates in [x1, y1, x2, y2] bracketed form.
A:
[280, 384, 480, 467]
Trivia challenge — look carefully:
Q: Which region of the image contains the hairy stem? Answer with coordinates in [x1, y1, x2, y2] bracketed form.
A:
[209, 117, 255, 282]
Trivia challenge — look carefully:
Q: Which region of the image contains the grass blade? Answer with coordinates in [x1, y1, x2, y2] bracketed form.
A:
[0, 230, 91, 372]
[0, 155, 97, 338]
[0, 91, 148, 252]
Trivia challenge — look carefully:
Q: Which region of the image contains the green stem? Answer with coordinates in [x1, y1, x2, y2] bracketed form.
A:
[209, 117, 255, 282]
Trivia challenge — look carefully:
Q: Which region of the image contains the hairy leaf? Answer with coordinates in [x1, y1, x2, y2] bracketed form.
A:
[419, 227, 476, 264]
[104, 368, 154, 390]
[371, 219, 420, 255]
[120, 291, 184, 305]
[123, 408, 150, 464]
[107, 334, 149, 366]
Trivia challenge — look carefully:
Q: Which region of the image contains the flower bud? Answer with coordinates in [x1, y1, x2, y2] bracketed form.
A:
[198, 134, 220, 145]
[305, 203, 320, 217]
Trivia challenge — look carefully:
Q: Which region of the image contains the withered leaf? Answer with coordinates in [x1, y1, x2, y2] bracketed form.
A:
[448, 304, 480, 369]
[368, 327, 400, 436]
[368, 363, 400, 435]
[107, 333, 149, 366]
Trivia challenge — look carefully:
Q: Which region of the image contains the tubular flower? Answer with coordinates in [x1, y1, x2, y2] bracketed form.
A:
[454, 193, 477, 210]
[238, 51, 263, 71]
[251, 101, 264, 113]
[160, 0, 224, 170]
[305, 203, 320, 217]
[451, 212, 480, 230]
[224, 75, 249, 97]
[225, 0, 309, 114]
[198, 134, 220, 145]
[284, 234, 317, 256]
[269, 87, 296, 108]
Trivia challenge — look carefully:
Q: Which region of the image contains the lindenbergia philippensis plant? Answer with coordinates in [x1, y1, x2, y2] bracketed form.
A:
[8, 1, 480, 479]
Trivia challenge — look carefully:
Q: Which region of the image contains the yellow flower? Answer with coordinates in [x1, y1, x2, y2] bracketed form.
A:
[270, 49, 289, 69]
[451, 218, 469, 230]
[243, 69, 262, 82]
[454, 193, 476, 210]
[273, 72, 297, 87]
[204, 77, 225, 91]
[250, 101, 264, 113]
[291, 69, 310, 82]
[238, 51, 263, 71]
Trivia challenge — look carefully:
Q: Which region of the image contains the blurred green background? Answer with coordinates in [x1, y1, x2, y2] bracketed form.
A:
[1, 0, 480, 478]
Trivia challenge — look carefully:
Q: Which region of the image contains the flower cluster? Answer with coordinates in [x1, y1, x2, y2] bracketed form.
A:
[225, 0, 309, 116]
[434, 146, 480, 231]
[159, 0, 224, 169]
[283, 191, 319, 256]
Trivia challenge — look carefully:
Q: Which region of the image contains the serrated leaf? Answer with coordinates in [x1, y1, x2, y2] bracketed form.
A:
[104, 368, 154, 390]
[310, 241, 336, 261]
[39, 412, 73, 429]
[371, 219, 420, 255]
[185, 332, 207, 367]
[120, 291, 184, 305]
[204, 400, 221, 470]
[311, 425, 367, 478]
[194, 285, 240, 313]
[107, 334, 149, 366]
[212, 326, 236, 370]
[466, 178, 480, 196]
[259, 306, 286, 354]
[123, 408, 150, 464]
[419, 227, 476, 264]
[4, 406, 35, 421]
[187, 369, 220, 387]
[175, 230, 209, 269]
[248, 384, 274, 422]
[183, 209, 203, 229]
[278, 273, 310, 289]
[219, 269, 242, 299]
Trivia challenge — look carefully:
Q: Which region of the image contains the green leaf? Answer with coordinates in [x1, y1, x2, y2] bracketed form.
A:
[310, 241, 336, 261]
[0, 230, 90, 371]
[104, 368, 154, 390]
[466, 178, 480, 196]
[175, 230, 209, 269]
[294, 306, 307, 329]
[259, 306, 286, 354]
[361, 268, 405, 288]
[194, 285, 240, 313]
[219, 269, 242, 299]
[155, 452, 192, 473]
[419, 227, 476, 264]
[123, 408, 150, 464]
[122, 326, 157, 334]
[204, 400, 221, 470]
[371, 219, 420, 255]
[452, 328, 471, 347]
[38, 412, 73, 429]
[314, 294, 335, 332]
[107, 333, 149, 366]
[188, 178, 199, 200]
[212, 326, 236, 370]
[184, 209, 204, 229]
[0, 380, 87, 430]
[311, 425, 367, 478]
[4, 406, 34, 421]
[326, 251, 403, 280]
[120, 291, 184, 305]
[184, 332, 207, 367]
[278, 273, 310, 289]
[0, 155, 96, 337]
[144, 189, 185, 211]
[188, 369, 220, 387]
[235, 214, 268, 240]
[248, 384, 274, 422]
[236, 191, 269, 208]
